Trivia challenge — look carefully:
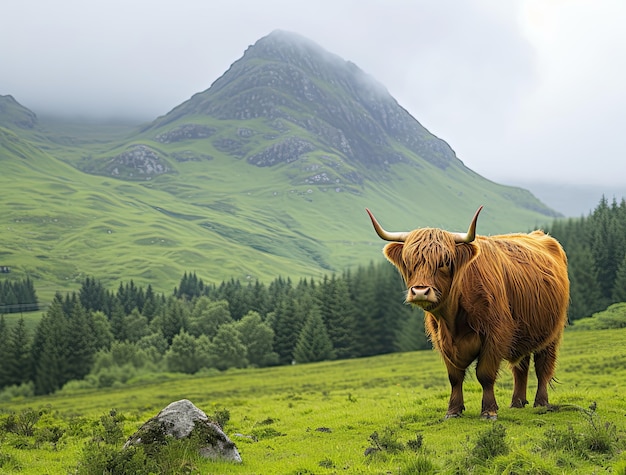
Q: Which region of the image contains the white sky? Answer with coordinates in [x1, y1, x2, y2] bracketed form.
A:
[2, 0, 626, 186]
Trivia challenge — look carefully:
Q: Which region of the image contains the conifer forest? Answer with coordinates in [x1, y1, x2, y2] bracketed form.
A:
[1, 197, 625, 397]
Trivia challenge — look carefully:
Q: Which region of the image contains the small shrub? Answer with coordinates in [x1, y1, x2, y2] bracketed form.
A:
[406, 432, 424, 451]
[541, 403, 618, 457]
[35, 425, 65, 448]
[1, 408, 41, 436]
[251, 426, 284, 440]
[581, 409, 617, 454]
[366, 427, 404, 455]
[77, 443, 154, 475]
[67, 416, 90, 437]
[472, 423, 509, 462]
[93, 410, 126, 445]
[213, 408, 231, 429]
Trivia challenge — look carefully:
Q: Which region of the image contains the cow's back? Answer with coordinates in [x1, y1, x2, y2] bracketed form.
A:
[463, 231, 569, 359]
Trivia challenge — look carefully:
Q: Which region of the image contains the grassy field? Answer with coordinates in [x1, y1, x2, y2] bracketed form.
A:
[2, 113, 560, 306]
[1, 328, 625, 474]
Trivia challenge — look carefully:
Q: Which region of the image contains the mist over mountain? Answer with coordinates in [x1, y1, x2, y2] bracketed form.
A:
[510, 181, 626, 218]
[1, 30, 564, 297]
[145, 30, 469, 175]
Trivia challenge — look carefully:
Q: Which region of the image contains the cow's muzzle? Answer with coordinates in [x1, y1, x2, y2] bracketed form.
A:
[407, 286, 439, 307]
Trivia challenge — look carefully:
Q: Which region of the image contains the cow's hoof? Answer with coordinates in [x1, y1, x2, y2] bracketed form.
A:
[510, 399, 528, 409]
[445, 412, 462, 419]
[480, 411, 498, 421]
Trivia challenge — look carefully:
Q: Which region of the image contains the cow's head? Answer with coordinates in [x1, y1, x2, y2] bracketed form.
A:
[366, 207, 483, 311]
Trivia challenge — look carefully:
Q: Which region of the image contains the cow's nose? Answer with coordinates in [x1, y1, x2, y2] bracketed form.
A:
[410, 286, 431, 298]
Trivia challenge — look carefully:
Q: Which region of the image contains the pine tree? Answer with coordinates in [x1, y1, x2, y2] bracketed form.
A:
[0, 284, 17, 314]
[271, 296, 300, 365]
[109, 300, 128, 342]
[567, 243, 606, 320]
[215, 278, 247, 320]
[376, 263, 410, 353]
[4, 317, 32, 386]
[21, 277, 39, 311]
[142, 284, 158, 321]
[319, 276, 359, 359]
[589, 197, 620, 300]
[0, 278, 38, 313]
[31, 301, 69, 395]
[612, 253, 626, 303]
[0, 316, 9, 388]
[65, 301, 97, 382]
[267, 276, 293, 311]
[351, 262, 400, 356]
[152, 297, 190, 344]
[394, 308, 429, 352]
[243, 280, 271, 317]
[175, 272, 205, 300]
[79, 277, 106, 313]
[117, 280, 142, 314]
[293, 306, 335, 363]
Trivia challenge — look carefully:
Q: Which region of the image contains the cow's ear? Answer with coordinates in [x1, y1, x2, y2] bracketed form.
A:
[383, 242, 405, 266]
[455, 242, 480, 269]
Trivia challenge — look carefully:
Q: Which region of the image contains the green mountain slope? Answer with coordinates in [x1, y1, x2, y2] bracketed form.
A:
[0, 32, 560, 301]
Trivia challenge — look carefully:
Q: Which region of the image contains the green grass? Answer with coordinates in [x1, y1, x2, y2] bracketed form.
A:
[1, 328, 625, 474]
[1, 116, 560, 307]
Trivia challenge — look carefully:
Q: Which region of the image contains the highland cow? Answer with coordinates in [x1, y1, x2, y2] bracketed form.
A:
[366, 206, 569, 419]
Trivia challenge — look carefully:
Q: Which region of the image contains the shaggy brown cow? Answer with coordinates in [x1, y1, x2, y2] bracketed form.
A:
[366, 206, 569, 420]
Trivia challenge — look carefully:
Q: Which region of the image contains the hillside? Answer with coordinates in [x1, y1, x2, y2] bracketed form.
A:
[0, 31, 561, 301]
[1, 328, 625, 473]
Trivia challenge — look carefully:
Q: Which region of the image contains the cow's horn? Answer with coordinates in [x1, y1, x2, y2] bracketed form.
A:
[453, 206, 483, 243]
[365, 208, 410, 242]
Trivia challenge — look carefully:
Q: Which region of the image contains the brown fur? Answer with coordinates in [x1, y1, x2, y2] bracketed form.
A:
[383, 227, 569, 419]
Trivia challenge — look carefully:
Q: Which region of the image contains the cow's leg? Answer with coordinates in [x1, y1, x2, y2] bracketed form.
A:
[444, 362, 466, 418]
[476, 355, 500, 420]
[533, 340, 559, 407]
[510, 355, 530, 408]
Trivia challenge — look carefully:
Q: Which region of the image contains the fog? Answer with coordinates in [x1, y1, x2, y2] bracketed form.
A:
[2, 0, 626, 187]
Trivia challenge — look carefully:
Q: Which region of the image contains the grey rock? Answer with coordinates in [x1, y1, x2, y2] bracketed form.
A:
[124, 399, 242, 463]
[109, 144, 169, 177]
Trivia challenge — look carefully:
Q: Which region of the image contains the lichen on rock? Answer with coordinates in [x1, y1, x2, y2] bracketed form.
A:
[124, 399, 242, 463]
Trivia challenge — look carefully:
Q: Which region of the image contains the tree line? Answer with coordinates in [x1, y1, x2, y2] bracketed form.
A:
[0, 277, 39, 314]
[2, 196, 625, 397]
[0, 262, 426, 396]
[545, 196, 626, 321]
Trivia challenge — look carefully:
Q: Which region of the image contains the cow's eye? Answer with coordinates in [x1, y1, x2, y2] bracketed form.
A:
[438, 263, 450, 274]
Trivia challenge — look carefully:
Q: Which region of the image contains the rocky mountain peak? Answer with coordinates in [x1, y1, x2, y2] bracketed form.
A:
[149, 30, 459, 172]
[243, 29, 360, 82]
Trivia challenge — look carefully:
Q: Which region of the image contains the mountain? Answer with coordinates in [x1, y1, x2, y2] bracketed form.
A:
[1, 31, 561, 302]
[0, 94, 38, 130]
[507, 180, 626, 218]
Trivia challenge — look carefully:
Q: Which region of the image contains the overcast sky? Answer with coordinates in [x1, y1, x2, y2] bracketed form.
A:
[2, 0, 626, 187]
